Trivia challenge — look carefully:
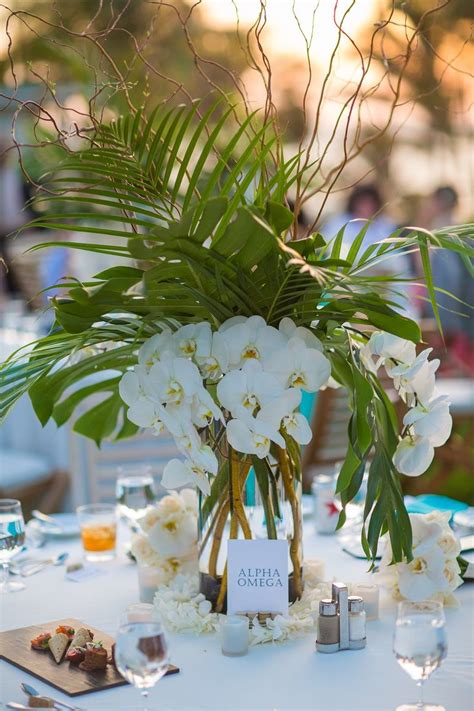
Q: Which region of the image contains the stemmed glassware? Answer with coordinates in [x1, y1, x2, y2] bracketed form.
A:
[115, 607, 169, 711]
[116, 465, 156, 531]
[393, 600, 448, 711]
[0, 499, 26, 593]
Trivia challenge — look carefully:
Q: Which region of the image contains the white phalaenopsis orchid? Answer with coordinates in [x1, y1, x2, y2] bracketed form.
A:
[190, 389, 223, 428]
[174, 322, 212, 359]
[266, 337, 331, 391]
[226, 416, 285, 458]
[362, 332, 450, 478]
[393, 435, 434, 477]
[146, 357, 203, 406]
[368, 331, 417, 365]
[217, 361, 282, 421]
[162, 458, 212, 496]
[403, 396, 452, 447]
[278, 317, 324, 352]
[224, 315, 285, 369]
[258, 387, 312, 444]
[138, 330, 176, 370]
[195, 330, 228, 381]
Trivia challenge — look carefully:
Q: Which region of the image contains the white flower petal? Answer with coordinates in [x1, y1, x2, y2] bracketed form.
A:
[393, 436, 434, 477]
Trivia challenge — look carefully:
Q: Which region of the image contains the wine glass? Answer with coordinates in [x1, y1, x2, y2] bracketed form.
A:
[393, 600, 448, 711]
[115, 613, 169, 711]
[0, 499, 26, 593]
[116, 465, 156, 531]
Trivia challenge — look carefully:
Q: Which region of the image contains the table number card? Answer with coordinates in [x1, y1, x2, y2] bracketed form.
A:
[227, 539, 289, 615]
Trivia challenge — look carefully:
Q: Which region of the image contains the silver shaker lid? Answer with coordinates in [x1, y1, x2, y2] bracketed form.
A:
[348, 595, 364, 612]
[319, 598, 337, 615]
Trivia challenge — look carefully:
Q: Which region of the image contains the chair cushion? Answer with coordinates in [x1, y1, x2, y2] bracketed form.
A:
[0, 448, 52, 490]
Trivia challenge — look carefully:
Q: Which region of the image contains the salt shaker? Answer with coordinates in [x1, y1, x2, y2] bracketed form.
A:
[316, 599, 339, 653]
[348, 595, 366, 649]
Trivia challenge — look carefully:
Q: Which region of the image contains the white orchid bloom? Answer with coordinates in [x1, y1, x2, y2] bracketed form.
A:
[224, 315, 285, 369]
[397, 545, 448, 602]
[161, 458, 211, 496]
[190, 388, 223, 428]
[119, 366, 148, 406]
[278, 317, 323, 352]
[217, 360, 282, 420]
[218, 315, 249, 332]
[359, 343, 378, 374]
[127, 398, 166, 434]
[266, 337, 331, 392]
[387, 349, 439, 405]
[393, 435, 434, 476]
[403, 396, 452, 447]
[145, 357, 203, 406]
[368, 331, 417, 366]
[161, 413, 218, 474]
[195, 330, 229, 380]
[226, 417, 285, 458]
[138, 330, 176, 370]
[258, 387, 312, 444]
[401, 358, 440, 407]
[174, 322, 212, 359]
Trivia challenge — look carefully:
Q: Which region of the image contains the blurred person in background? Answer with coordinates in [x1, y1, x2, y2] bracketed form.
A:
[419, 186, 474, 373]
[0, 137, 35, 297]
[321, 184, 414, 313]
[322, 184, 398, 251]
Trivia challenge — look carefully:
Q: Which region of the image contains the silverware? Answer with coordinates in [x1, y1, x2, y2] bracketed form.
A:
[18, 552, 69, 577]
[31, 510, 63, 528]
[20, 682, 84, 710]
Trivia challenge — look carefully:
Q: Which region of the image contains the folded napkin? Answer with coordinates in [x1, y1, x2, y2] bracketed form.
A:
[405, 494, 468, 520]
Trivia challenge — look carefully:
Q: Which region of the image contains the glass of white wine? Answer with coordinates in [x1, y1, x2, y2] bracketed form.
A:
[393, 600, 447, 711]
[0, 499, 26, 593]
[115, 613, 169, 711]
[116, 465, 156, 531]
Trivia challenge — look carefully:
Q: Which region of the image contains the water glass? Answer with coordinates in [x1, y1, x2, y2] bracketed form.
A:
[116, 465, 156, 530]
[0, 499, 26, 593]
[393, 600, 447, 711]
[115, 617, 169, 711]
[77, 503, 117, 562]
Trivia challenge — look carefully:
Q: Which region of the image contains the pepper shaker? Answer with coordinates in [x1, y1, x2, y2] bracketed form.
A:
[316, 599, 339, 654]
[348, 595, 366, 649]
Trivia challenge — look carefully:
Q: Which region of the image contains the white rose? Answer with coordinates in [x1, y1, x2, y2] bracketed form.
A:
[148, 510, 197, 558]
[179, 488, 198, 512]
[437, 532, 461, 558]
[158, 494, 185, 517]
[443, 559, 463, 592]
[140, 506, 162, 533]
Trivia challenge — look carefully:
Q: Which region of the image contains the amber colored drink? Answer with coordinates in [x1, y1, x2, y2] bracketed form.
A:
[81, 523, 116, 552]
[76, 504, 117, 562]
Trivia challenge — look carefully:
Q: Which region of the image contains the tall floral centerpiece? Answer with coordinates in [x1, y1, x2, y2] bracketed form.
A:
[120, 315, 330, 608]
[1, 104, 471, 610]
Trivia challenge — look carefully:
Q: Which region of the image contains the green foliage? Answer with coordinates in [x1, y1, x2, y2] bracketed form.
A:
[1, 101, 472, 564]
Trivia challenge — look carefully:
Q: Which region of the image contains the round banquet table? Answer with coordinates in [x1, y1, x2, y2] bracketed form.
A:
[1, 525, 473, 711]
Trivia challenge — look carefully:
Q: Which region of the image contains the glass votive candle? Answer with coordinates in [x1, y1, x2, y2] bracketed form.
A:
[137, 564, 166, 603]
[220, 615, 249, 657]
[123, 602, 156, 623]
[76, 503, 117, 562]
[352, 582, 379, 620]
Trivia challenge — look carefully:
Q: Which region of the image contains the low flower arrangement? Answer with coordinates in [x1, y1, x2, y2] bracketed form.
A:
[377, 511, 463, 606]
[131, 489, 198, 586]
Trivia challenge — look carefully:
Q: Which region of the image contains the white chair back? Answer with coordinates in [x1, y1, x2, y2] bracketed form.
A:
[69, 429, 180, 506]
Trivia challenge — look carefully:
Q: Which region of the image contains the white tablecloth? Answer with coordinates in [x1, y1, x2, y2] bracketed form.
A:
[1, 526, 473, 711]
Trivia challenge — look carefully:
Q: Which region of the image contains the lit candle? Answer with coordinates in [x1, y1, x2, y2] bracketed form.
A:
[221, 615, 249, 657]
[352, 583, 379, 621]
[137, 565, 164, 604]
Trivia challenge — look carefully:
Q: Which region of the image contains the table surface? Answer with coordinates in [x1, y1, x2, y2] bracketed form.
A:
[1, 525, 473, 711]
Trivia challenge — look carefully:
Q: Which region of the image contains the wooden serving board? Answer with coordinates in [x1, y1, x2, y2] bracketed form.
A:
[0, 618, 179, 697]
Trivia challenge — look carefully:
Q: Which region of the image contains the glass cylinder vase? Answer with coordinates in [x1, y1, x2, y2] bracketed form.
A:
[198, 437, 304, 613]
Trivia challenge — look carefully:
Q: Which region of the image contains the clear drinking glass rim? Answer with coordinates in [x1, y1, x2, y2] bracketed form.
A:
[0, 498, 21, 511]
[76, 503, 117, 516]
[397, 599, 445, 621]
